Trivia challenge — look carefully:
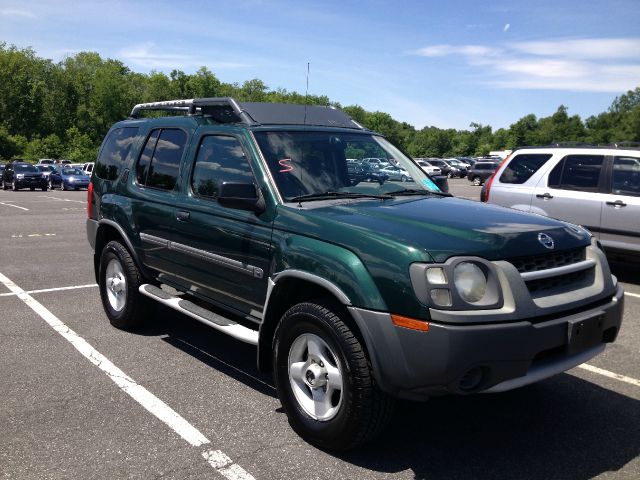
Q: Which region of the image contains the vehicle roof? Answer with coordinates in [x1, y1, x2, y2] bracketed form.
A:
[514, 145, 640, 155]
[125, 98, 368, 131]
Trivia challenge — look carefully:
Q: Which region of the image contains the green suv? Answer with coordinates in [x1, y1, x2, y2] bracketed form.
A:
[87, 98, 624, 450]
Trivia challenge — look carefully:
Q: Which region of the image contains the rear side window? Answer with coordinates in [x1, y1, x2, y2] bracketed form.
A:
[499, 154, 551, 184]
[136, 128, 187, 191]
[548, 155, 604, 191]
[612, 156, 640, 197]
[191, 135, 253, 198]
[95, 127, 139, 181]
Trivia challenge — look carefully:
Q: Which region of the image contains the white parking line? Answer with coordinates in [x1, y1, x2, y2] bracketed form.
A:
[0, 283, 97, 297]
[40, 195, 85, 204]
[0, 272, 256, 479]
[11, 233, 57, 238]
[0, 201, 29, 211]
[625, 292, 640, 299]
[578, 364, 640, 388]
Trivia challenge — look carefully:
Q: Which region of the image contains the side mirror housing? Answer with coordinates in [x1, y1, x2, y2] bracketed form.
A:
[218, 182, 266, 214]
[430, 175, 449, 193]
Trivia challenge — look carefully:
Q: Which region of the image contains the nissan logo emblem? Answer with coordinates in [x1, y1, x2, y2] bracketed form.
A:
[538, 233, 555, 249]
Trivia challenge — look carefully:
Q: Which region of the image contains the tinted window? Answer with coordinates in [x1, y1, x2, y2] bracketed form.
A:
[136, 129, 187, 190]
[95, 127, 139, 180]
[548, 155, 604, 191]
[191, 136, 253, 198]
[15, 164, 37, 173]
[136, 130, 159, 185]
[499, 154, 551, 184]
[612, 156, 640, 197]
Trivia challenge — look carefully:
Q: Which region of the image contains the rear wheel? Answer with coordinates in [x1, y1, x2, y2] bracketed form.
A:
[98, 240, 151, 329]
[30, 187, 35, 191]
[473, 176, 482, 186]
[273, 302, 394, 451]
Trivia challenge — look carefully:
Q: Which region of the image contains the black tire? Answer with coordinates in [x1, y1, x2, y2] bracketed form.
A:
[12, 182, 18, 191]
[273, 302, 394, 451]
[49, 180, 54, 190]
[400, 175, 407, 182]
[42, 186, 47, 191]
[30, 187, 35, 191]
[61, 183, 67, 191]
[98, 240, 151, 329]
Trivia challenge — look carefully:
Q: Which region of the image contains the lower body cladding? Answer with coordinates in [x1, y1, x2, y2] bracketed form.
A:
[349, 284, 624, 401]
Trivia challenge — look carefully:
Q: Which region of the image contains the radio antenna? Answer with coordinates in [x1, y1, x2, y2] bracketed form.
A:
[303, 62, 310, 125]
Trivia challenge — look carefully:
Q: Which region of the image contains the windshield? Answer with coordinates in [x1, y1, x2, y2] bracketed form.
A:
[61, 168, 84, 175]
[15, 164, 38, 173]
[253, 131, 441, 201]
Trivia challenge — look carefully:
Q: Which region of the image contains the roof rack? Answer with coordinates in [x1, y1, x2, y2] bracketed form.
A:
[130, 97, 257, 124]
[129, 97, 364, 130]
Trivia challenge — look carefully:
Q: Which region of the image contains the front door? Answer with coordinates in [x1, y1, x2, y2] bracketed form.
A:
[170, 132, 273, 319]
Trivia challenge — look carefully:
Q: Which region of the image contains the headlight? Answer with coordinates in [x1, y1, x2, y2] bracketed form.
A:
[16, 174, 24, 179]
[453, 262, 487, 303]
[410, 257, 502, 310]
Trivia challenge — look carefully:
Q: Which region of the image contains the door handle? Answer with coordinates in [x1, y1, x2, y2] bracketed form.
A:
[606, 200, 627, 207]
[536, 193, 553, 200]
[176, 210, 190, 221]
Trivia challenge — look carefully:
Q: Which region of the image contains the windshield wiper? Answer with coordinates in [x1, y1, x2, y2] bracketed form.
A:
[289, 191, 393, 202]
[387, 188, 452, 197]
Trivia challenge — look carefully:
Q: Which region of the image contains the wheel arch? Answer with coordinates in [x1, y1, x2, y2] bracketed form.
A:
[93, 220, 143, 284]
[257, 271, 370, 373]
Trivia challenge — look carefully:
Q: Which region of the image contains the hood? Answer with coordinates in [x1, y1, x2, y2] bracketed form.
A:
[275, 196, 591, 263]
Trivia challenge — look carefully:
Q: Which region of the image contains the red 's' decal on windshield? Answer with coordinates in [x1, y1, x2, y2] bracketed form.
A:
[279, 158, 294, 173]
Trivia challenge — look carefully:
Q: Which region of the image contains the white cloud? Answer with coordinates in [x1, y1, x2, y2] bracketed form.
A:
[414, 44, 501, 58]
[120, 43, 250, 70]
[513, 38, 640, 60]
[503, 23, 510, 32]
[412, 37, 640, 93]
[0, 8, 35, 18]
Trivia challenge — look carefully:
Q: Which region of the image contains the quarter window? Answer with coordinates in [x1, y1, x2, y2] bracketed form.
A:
[499, 154, 551, 184]
[612, 156, 640, 197]
[548, 155, 604, 191]
[95, 127, 139, 181]
[191, 135, 253, 199]
[136, 128, 187, 190]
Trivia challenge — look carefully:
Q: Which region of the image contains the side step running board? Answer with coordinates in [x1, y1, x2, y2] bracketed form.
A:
[139, 284, 259, 345]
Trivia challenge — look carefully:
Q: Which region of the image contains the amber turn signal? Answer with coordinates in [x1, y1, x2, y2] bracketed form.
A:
[391, 314, 430, 332]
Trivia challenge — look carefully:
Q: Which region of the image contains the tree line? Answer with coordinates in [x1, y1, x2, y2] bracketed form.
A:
[1, 42, 638, 162]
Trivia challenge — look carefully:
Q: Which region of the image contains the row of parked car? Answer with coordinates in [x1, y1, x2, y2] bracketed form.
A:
[0, 159, 94, 191]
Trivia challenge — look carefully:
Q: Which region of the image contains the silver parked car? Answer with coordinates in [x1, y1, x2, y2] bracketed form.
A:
[484, 145, 640, 258]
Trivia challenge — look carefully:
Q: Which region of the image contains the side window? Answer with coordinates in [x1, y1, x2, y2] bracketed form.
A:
[612, 156, 640, 197]
[499, 154, 552, 184]
[136, 128, 187, 190]
[95, 127, 139, 181]
[191, 135, 253, 198]
[547, 155, 604, 191]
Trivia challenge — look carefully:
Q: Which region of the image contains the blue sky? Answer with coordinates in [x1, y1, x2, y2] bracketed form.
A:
[1, 0, 639, 130]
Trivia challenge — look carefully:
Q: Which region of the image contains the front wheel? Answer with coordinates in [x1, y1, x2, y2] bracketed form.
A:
[98, 240, 151, 329]
[273, 302, 394, 451]
[473, 176, 482, 186]
[400, 175, 407, 182]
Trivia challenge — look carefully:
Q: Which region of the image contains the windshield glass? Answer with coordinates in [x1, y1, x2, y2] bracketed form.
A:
[253, 131, 441, 201]
[61, 168, 84, 175]
[15, 164, 38, 172]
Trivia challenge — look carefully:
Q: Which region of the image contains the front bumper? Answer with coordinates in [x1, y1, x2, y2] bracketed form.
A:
[350, 283, 624, 400]
[15, 178, 47, 189]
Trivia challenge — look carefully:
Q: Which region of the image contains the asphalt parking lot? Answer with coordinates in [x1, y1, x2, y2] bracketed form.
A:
[1, 181, 638, 480]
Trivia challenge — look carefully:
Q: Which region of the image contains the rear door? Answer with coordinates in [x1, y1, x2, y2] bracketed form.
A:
[530, 154, 605, 233]
[599, 155, 640, 254]
[489, 153, 552, 211]
[170, 130, 274, 318]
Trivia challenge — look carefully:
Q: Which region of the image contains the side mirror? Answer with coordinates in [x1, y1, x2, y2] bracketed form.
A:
[218, 182, 266, 214]
[430, 175, 449, 193]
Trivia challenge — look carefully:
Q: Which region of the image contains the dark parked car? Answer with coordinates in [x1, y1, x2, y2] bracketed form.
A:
[88, 97, 623, 451]
[49, 167, 91, 190]
[0, 164, 5, 188]
[425, 159, 461, 178]
[467, 161, 500, 185]
[35, 164, 59, 187]
[2, 161, 48, 191]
